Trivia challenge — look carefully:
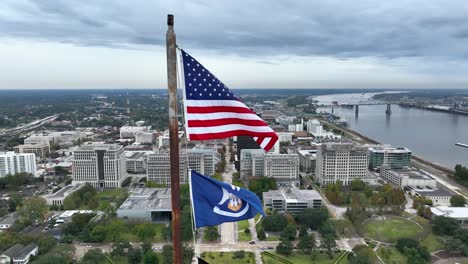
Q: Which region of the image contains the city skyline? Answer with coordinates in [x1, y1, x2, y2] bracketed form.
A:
[1, 1, 468, 89]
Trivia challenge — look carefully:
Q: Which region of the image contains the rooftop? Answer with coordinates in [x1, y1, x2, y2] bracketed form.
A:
[432, 206, 468, 218]
[118, 188, 171, 211]
[0, 213, 18, 225]
[387, 168, 433, 180]
[263, 188, 321, 203]
[77, 143, 121, 151]
[2, 243, 37, 259]
[369, 145, 411, 153]
[409, 183, 454, 196]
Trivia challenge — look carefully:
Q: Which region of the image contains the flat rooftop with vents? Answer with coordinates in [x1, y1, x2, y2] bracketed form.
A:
[117, 188, 171, 223]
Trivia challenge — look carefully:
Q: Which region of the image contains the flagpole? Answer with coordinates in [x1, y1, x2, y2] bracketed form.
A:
[166, 14, 182, 264]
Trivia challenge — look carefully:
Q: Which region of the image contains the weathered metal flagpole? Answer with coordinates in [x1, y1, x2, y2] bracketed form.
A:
[166, 14, 182, 263]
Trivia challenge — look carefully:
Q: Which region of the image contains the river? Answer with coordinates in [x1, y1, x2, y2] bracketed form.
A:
[315, 92, 468, 169]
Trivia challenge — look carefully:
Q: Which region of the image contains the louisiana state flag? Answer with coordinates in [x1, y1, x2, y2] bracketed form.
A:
[190, 170, 265, 228]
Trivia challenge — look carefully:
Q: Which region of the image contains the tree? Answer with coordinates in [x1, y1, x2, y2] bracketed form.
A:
[162, 245, 173, 264]
[128, 247, 142, 264]
[135, 223, 156, 241]
[297, 234, 315, 254]
[298, 226, 308, 238]
[204, 226, 220, 241]
[8, 193, 22, 212]
[432, 216, 460, 236]
[232, 250, 246, 259]
[80, 249, 106, 264]
[48, 244, 76, 263]
[276, 237, 293, 256]
[257, 228, 266, 240]
[31, 255, 68, 264]
[262, 213, 288, 232]
[111, 240, 131, 257]
[144, 251, 159, 264]
[297, 208, 329, 229]
[141, 240, 152, 254]
[17, 197, 48, 223]
[322, 234, 337, 258]
[280, 224, 296, 241]
[37, 235, 57, 254]
[90, 225, 106, 242]
[107, 219, 125, 241]
[450, 195, 466, 207]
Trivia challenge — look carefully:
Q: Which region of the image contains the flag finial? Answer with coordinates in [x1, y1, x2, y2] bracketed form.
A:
[167, 14, 174, 26]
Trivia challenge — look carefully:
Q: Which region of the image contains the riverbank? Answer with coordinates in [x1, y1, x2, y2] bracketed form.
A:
[323, 121, 455, 175]
[399, 103, 468, 117]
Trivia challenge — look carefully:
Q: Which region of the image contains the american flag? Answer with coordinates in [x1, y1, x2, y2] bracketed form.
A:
[181, 49, 278, 152]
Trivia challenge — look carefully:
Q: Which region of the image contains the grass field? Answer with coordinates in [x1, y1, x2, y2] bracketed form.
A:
[421, 234, 445, 252]
[262, 251, 341, 264]
[200, 251, 255, 264]
[238, 220, 250, 230]
[119, 223, 165, 242]
[377, 246, 408, 264]
[363, 216, 423, 243]
[238, 230, 251, 242]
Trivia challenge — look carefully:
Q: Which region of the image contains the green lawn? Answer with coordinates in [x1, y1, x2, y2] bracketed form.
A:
[238, 230, 251, 242]
[262, 251, 342, 264]
[200, 251, 255, 264]
[421, 234, 444, 252]
[238, 220, 250, 230]
[363, 217, 423, 243]
[377, 246, 408, 264]
[96, 188, 127, 199]
[110, 252, 163, 264]
[118, 223, 166, 243]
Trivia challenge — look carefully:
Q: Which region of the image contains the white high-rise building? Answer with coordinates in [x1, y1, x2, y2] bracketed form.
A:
[315, 142, 369, 186]
[146, 148, 220, 185]
[240, 149, 299, 185]
[72, 144, 126, 188]
[263, 154, 299, 185]
[0, 152, 36, 177]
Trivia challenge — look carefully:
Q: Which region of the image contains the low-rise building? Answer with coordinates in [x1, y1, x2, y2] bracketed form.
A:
[13, 143, 50, 158]
[368, 145, 411, 170]
[42, 184, 84, 206]
[405, 184, 454, 206]
[24, 134, 54, 146]
[263, 188, 322, 215]
[117, 188, 171, 222]
[120, 125, 151, 139]
[380, 167, 437, 188]
[135, 132, 155, 144]
[0, 243, 38, 264]
[0, 214, 17, 232]
[432, 206, 468, 225]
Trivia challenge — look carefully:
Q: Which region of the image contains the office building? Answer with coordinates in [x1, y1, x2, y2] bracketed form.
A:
[380, 166, 436, 188]
[24, 134, 54, 146]
[49, 131, 86, 145]
[264, 154, 299, 185]
[236, 136, 260, 171]
[188, 148, 221, 177]
[368, 146, 411, 170]
[0, 152, 36, 177]
[135, 132, 155, 144]
[263, 188, 322, 215]
[315, 142, 369, 186]
[406, 183, 453, 206]
[240, 150, 299, 185]
[125, 152, 149, 174]
[298, 149, 317, 174]
[13, 143, 50, 158]
[117, 188, 171, 222]
[240, 149, 264, 178]
[278, 132, 294, 143]
[72, 144, 126, 188]
[120, 125, 151, 139]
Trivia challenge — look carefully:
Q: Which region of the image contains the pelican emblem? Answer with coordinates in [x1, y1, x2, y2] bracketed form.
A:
[213, 185, 249, 217]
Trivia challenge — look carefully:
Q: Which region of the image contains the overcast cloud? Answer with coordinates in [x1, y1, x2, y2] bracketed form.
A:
[1, 0, 468, 89]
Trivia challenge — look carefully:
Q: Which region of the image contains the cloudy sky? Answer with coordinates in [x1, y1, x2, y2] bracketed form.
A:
[1, 0, 468, 89]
